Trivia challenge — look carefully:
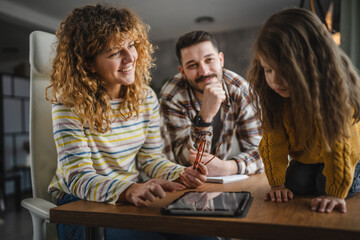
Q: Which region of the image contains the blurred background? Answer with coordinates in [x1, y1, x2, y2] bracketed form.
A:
[0, 0, 358, 239]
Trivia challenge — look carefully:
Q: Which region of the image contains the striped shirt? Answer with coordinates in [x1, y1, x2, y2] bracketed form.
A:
[159, 69, 263, 175]
[48, 87, 185, 205]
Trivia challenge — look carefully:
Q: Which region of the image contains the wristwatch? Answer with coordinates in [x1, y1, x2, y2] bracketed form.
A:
[193, 113, 212, 127]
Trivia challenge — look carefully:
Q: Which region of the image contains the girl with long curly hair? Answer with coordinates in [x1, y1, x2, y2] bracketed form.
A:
[248, 8, 360, 214]
[47, 4, 212, 240]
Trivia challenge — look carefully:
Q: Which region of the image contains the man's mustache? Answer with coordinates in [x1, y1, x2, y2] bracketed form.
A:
[195, 73, 218, 83]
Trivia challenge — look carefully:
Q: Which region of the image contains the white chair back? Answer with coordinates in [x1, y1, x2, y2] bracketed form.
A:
[29, 30, 58, 203]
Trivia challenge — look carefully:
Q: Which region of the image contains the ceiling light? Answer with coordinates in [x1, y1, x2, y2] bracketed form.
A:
[195, 16, 214, 24]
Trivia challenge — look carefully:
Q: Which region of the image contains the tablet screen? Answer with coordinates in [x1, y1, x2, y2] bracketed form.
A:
[161, 191, 252, 217]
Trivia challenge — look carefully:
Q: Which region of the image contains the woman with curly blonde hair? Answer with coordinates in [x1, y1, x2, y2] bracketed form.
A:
[248, 8, 360, 214]
[47, 4, 212, 240]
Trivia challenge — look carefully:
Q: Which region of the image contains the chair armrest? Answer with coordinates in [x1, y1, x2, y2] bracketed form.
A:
[21, 197, 57, 220]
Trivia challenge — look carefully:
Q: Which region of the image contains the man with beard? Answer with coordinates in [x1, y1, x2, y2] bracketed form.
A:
[159, 31, 263, 177]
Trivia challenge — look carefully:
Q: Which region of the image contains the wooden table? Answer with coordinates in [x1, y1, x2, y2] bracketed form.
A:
[50, 173, 360, 240]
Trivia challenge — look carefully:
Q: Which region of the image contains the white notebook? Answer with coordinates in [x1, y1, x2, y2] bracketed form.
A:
[206, 174, 249, 184]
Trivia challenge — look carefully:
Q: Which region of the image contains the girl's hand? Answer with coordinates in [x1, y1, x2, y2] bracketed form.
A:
[310, 195, 346, 213]
[121, 179, 185, 207]
[178, 162, 208, 188]
[265, 185, 294, 202]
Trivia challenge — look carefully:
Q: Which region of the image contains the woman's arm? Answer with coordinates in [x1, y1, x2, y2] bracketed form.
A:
[49, 103, 133, 205]
[138, 89, 207, 185]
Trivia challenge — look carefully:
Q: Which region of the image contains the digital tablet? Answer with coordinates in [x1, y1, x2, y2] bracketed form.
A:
[160, 191, 253, 217]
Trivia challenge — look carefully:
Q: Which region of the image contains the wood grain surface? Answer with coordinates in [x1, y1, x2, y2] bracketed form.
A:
[50, 173, 360, 239]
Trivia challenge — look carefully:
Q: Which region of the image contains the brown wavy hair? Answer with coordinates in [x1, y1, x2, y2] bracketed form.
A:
[248, 8, 360, 150]
[46, 4, 154, 132]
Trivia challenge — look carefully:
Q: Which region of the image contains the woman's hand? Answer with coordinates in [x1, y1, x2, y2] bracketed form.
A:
[310, 195, 346, 213]
[265, 185, 294, 202]
[178, 162, 208, 188]
[120, 179, 185, 207]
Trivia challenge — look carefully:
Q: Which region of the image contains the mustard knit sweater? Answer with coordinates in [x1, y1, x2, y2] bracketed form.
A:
[259, 108, 360, 199]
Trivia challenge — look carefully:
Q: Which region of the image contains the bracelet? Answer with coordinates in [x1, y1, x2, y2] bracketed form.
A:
[234, 160, 241, 174]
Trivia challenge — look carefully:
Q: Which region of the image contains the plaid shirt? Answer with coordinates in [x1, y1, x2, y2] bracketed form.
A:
[159, 69, 263, 175]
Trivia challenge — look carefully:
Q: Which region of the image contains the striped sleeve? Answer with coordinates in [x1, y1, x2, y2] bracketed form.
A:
[48, 104, 133, 205]
[137, 89, 185, 179]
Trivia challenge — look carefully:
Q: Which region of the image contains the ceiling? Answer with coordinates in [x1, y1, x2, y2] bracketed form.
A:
[0, 0, 300, 65]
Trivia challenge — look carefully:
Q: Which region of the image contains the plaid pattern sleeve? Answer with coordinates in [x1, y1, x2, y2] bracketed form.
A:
[159, 69, 263, 174]
[225, 70, 264, 174]
[159, 73, 212, 166]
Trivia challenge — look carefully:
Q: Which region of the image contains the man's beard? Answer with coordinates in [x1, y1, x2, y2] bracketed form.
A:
[187, 73, 219, 94]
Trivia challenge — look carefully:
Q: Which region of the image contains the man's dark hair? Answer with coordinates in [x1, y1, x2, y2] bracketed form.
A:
[175, 31, 219, 64]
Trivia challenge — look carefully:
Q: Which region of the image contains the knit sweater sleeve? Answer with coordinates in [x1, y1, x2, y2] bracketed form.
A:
[259, 124, 290, 187]
[322, 138, 354, 198]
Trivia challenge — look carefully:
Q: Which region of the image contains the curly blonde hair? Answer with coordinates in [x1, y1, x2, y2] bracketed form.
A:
[46, 4, 154, 132]
[248, 8, 360, 150]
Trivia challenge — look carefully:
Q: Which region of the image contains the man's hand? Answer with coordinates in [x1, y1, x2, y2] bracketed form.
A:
[265, 185, 294, 202]
[198, 81, 226, 122]
[179, 162, 208, 188]
[311, 195, 346, 213]
[189, 149, 237, 176]
[120, 179, 185, 207]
